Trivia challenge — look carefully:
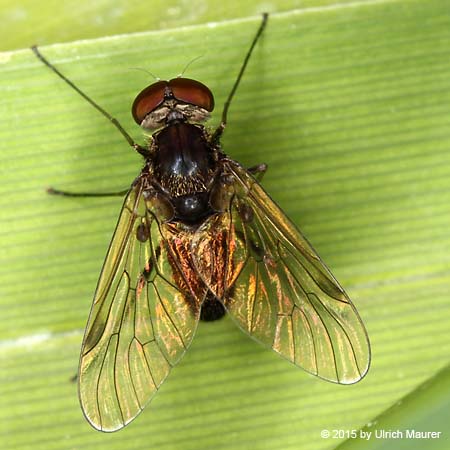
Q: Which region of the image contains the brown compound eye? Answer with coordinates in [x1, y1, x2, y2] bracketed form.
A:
[168, 78, 214, 113]
[132, 78, 215, 124]
[132, 80, 168, 124]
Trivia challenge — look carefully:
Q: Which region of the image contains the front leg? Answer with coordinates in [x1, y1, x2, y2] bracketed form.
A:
[247, 163, 267, 182]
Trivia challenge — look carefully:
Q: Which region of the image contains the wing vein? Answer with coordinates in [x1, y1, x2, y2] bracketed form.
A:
[307, 293, 340, 382]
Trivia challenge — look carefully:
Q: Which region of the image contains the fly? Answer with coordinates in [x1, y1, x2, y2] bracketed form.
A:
[32, 13, 370, 432]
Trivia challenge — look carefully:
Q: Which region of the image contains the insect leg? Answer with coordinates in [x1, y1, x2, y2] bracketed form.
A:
[47, 187, 129, 197]
[212, 13, 268, 142]
[247, 163, 267, 182]
[31, 46, 147, 156]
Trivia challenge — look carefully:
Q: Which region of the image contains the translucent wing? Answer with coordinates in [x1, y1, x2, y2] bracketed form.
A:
[193, 161, 370, 384]
[78, 179, 203, 432]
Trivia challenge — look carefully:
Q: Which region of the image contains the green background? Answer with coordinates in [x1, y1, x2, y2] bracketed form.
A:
[1, 0, 449, 449]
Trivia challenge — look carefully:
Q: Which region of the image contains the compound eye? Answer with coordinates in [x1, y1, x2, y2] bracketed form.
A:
[169, 78, 215, 112]
[132, 80, 168, 124]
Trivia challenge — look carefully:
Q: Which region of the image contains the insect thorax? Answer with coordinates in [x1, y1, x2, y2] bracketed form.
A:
[149, 121, 219, 224]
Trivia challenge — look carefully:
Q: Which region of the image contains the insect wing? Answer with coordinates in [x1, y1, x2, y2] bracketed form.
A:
[78, 181, 200, 432]
[193, 161, 370, 384]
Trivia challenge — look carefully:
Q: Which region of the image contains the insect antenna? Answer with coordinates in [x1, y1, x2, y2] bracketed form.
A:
[178, 55, 204, 77]
[129, 67, 160, 81]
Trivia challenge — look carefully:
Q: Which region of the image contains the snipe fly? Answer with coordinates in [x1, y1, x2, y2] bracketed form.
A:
[33, 14, 370, 432]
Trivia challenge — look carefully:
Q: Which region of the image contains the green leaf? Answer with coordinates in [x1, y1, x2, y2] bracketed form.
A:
[336, 364, 450, 450]
[2, 0, 371, 51]
[1, 1, 449, 449]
